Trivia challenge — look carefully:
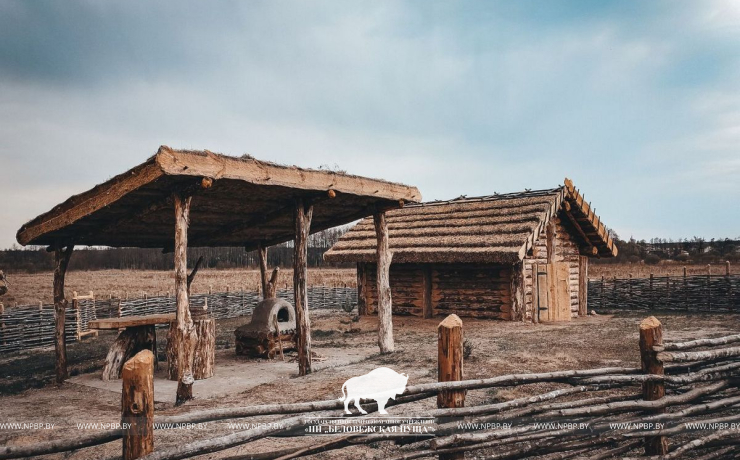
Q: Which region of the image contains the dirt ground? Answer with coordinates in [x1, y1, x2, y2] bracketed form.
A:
[3, 263, 736, 306]
[1, 310, 738, 459]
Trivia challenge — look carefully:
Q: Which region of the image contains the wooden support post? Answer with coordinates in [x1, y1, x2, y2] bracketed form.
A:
[727, 261, 731, 276]
[122, 350, 154, 460]
[510, 262, 525, 321]
[356, 263, 367, 316]
[168, 193, 198, 405]
[639, 316, 668, 455]
[53, 245, 74, 384]
[258, 244, 269, 299]
[294, 198, 313, 376]
[438, 314, 465, 460]
[258, 244, 279, 299]
[374, 211, 394, 353]
[578, 256, 588, 316]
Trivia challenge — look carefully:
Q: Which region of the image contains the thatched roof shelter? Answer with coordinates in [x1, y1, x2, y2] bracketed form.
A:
[16, 145, 419, 391]
[325, 179, 616, 264]
[17, 146, 420, 250]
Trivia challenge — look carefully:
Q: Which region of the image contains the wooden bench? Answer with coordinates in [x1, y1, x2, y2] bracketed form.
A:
[90, 314, 175, 381]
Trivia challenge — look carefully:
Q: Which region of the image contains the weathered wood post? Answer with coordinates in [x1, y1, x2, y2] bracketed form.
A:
[53, 245, 74, 383]
[167, 193, 198, 405]
[707, 264, 712, 311]
[639, 316, 668, 455]
[294, 198, 313, 376]
[726, 261, 731, 276]
[438, 314, 465, 460]
[356, 263, 367, 316]
[374, 210, 394, 353]
[0, 302, 5, 346]
[122, 350, 154, 460]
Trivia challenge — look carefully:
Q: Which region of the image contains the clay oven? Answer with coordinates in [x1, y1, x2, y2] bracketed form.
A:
[235, 298, 297, 358]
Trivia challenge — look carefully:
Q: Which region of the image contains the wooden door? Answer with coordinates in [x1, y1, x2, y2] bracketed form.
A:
[534, 263, 571, 322]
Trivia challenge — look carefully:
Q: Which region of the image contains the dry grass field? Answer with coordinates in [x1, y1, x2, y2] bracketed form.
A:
[588, 262, 738, 278]
[1, 268, 356, 305]
[3, 263, 737, 306]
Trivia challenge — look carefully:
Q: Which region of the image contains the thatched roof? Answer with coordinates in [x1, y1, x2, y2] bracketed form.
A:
[324, 178, 617, 264]
[16, 146, 421, 249]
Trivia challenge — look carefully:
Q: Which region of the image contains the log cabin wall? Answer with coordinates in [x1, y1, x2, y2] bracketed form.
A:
[361, 263, 512, 319]
[522, 211, 582, 321]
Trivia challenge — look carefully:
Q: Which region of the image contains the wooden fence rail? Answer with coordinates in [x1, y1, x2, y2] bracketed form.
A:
[588, 273, 740, 313]
[0, 287, 357, 354]
[1, 315, 738, 460]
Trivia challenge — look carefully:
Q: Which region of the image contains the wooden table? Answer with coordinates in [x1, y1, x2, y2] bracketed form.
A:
[89, 314, 175, 381]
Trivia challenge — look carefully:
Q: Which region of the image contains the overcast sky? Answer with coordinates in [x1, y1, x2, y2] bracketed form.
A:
[1, 1, 738, 249]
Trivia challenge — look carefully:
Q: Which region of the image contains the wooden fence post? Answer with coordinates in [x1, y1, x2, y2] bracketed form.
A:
[438, 314, 465, 460]
[122, 349, 154, 460]
[639, 316, 668, 455]
[726, 261, 731, 276]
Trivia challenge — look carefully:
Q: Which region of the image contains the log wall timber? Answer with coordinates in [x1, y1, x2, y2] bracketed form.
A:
[364, 264, 512, 319]
[294, 199, 313, 375]
[53, 245, 74, 383]
[432, 265, 511, 319]
[523, 213, 582, 321]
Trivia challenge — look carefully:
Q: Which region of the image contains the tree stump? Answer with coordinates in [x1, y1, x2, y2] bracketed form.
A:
[122, 350, 154, 460]
[192, 318, 215, 380]
[102, 325, 156, 381]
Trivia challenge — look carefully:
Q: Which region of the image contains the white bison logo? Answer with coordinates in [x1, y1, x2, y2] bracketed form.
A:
[338, 367, 409, 415]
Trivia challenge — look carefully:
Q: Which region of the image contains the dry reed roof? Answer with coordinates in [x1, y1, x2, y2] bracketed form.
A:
[16, 146, 421, 249]
[324, 178, 617, 264]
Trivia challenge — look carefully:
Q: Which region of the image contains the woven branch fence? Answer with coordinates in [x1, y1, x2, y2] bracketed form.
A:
[0, 287, 357, 354]
[0, 316, 738, 460]
[589, 274, 740, 313]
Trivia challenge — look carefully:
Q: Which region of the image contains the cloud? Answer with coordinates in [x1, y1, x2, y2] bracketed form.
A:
[0, 1, 739, 248]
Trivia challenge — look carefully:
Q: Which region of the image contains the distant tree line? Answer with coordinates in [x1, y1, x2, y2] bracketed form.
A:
[596, 230, 740, 265]
[1, 226, 352, 273]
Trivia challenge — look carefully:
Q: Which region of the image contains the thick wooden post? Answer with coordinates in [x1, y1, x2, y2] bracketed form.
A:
[258, 244, 269, 299]
[294, 198, 313, 376]
[438, 314, 465, 460]
[170, 194, 198, 405]
[578, 256, 588, 316]
[53, 245, 74, 384]
[356, 263, 367, 316]
[374, 211, 394, 353]
[639, 316, 668, 455]
[122, 350, 154, 460]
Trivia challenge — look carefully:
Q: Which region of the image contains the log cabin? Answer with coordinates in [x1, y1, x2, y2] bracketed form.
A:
[324, 179, 618, 322]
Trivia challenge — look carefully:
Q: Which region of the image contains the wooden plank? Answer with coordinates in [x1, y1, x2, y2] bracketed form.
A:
[91, 314, 176, 330]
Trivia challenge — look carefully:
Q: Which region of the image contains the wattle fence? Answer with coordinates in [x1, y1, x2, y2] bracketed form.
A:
[588, 273, 740, 313]
[0, 287, 357, 354]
